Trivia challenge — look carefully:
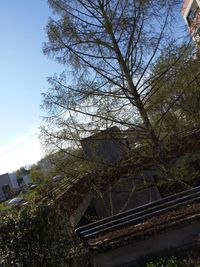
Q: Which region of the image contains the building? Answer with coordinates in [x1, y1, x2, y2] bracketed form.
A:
[0, 173, 14, 201]
[80, 126, 127, 170]
[54, 126, 200, 266]
[55, 128, 200, 225]
[182, 0, 200, 43]
[56, 127, 161, 227]
[0, 172, 31, 202]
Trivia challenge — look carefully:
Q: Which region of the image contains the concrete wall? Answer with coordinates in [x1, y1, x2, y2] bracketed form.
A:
[91, 169, 160, 218]
[9, 172, 19, 189]
[93, 221, 200, 267]
[81, 127, 127, 170]
[182, 0, 193, 15]
[70, 194, 93, 227]
[8, 172, 31, 189]
[0, 172, 32, 202]
[21, 174, 31, 185]
[80, 128, 160, 218]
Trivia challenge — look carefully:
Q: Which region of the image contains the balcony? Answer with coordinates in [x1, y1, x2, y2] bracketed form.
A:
[187, 6, 199, 26]
[186, 0, 200, 26]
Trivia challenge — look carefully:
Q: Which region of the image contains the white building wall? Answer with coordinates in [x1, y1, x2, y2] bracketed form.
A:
[8, 172, 31, 189]
[22, 174, 31, 185]
[9, 172, 19, 189]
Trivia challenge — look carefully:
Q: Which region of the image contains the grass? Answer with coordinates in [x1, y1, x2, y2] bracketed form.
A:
[0, 200, 13, 213]
[0, 186, 39, 215]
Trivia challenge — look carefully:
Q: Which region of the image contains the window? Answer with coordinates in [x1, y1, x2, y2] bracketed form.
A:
[187, 0, 199, 26]
[2, 184, 11, 199]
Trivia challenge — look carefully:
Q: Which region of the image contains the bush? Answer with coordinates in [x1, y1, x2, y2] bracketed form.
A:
[0, 201, 89, 266]
[146, 250, 200, 267]
[146, 257, 178, 267]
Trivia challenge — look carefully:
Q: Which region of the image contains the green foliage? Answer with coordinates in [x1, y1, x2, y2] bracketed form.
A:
[146, 257, 178, 267]
[16, 167, 29, 177]
[46, 148, 90, 179]
[42, 0, 183, 174]
[171, 156, 200, 185]
[145, 250, 200, 267]
[0, 201, 89, 267]
[29, 164, 46, 184]
[147, 43, 200, 135]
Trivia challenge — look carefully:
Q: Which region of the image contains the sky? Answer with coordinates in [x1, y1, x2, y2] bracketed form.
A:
[0, 1, 188, 174]
[0, 1, 64, 174]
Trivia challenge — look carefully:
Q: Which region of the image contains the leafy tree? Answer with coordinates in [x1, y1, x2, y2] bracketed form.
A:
[29, 164, 46, 184]
[41, 0, 200, 208]
[141, 43, 200, 192]
[45, 148, 90, 178]
[146, 43, 200, 136]
[41, 1, 194, 172]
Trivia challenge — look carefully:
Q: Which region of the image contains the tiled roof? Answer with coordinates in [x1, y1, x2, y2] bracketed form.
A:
[56, 175, 91, 216]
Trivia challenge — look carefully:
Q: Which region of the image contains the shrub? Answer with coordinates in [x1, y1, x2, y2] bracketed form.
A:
[0, 201, 89, 266]
[146, 257, 178, 267]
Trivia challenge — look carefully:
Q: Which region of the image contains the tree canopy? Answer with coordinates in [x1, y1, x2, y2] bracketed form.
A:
[41, 0, 200, 183]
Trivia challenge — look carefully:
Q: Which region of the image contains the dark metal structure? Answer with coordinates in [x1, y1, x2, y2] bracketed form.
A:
[76, 185, 200, 241]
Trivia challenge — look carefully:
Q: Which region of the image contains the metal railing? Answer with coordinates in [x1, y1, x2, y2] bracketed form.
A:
[76, 185, 200, 241]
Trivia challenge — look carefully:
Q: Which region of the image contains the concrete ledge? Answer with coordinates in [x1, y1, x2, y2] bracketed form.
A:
[93, 221, 200, 267]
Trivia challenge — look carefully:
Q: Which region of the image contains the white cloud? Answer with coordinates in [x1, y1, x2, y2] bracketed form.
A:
[0, 131, 43, 174]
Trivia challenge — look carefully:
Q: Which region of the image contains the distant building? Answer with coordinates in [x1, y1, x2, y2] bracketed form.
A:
[182, 0, 200, 44]
[0, 173, 13, 201]
[0, 172, 31, 202]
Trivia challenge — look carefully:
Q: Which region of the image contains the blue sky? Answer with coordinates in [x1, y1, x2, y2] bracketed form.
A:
[0, 0, 64, 173]
[0, 1, 188, 174]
